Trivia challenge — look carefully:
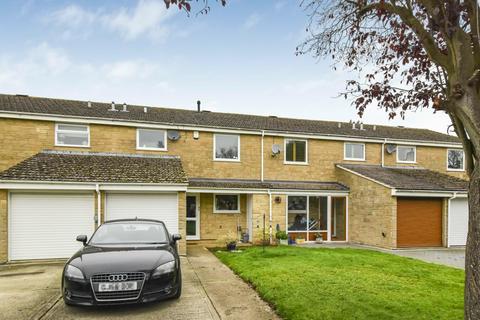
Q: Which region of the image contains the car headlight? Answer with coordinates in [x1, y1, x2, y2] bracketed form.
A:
[152, 261, 176, 278]
[64, 264, 85, 281]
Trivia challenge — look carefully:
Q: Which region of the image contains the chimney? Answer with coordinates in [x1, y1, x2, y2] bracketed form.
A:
[110, 101, 116, 111]
[144, 107, 148, 113]
[122, 103, 128, 112]
[373, 125, 376, 131]
[338, 123, 342, 128]
[87, 101, 91, 108]
[351, 121, 356, 130]
[360, 122, 364, 130]
[197, 100, 201, 112]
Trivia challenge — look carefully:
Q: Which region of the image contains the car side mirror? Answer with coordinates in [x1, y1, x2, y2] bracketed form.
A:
[172, 234, 182, 242]
[76, 235, 88, 246]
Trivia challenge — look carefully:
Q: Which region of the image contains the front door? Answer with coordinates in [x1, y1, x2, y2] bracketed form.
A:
[186, 195, 200, 240]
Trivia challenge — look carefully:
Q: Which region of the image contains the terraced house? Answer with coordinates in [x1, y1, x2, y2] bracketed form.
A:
[0, 94, 470, 262]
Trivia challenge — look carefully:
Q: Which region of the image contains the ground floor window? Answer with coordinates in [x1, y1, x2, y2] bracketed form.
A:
[287, 195, 346, 242]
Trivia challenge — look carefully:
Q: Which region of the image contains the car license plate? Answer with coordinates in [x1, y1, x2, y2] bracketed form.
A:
[98, 281, 137, 292]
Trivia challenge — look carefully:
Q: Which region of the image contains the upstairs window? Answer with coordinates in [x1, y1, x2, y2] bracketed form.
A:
[285, 139, 307, 164]
[397, 146, 416, 163]
[344, 143, 365, 161]
[214, 134, 240, 161]
[137, 129, 167, 151]
[55, 123, 89, 147]
[447, 149, 465, 171]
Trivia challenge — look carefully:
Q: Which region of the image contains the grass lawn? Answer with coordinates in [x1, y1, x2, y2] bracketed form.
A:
[215, 246, 464, 320]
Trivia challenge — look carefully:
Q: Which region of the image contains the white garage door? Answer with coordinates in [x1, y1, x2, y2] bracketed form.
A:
[106, 193, 178, 234]
[449, 198, 469, 246]
[10, 193, 94, 260]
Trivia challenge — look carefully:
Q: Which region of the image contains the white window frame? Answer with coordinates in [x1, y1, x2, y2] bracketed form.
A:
[213, 134, 241, 162]
[446, 149, 465, 172]
[344, 142, 366, 161]
[396, 145, 416, 164]
[55, 123, 90, 148]
[213, 193, 241, 213]
[136, 128, 167, 151]
[284, 138, 308, 165]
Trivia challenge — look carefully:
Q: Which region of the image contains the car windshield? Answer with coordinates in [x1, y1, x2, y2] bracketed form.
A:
[89, 222, 168, 245]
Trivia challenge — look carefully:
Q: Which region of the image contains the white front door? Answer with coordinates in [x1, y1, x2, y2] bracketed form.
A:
[186, 194, 200, 240]
[106, 193, 179, 234]
[449, 198, 469, 246]
[9, 192, 95, 260]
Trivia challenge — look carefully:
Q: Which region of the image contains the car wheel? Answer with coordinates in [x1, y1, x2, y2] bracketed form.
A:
[171, 269, 182, 299]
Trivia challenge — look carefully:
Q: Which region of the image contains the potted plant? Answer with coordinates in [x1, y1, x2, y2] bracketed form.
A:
[275, 231, 288, 245]
[218, 231, 238, 251]
[295, 235, 306, 244]
[315, 232, 324, 244]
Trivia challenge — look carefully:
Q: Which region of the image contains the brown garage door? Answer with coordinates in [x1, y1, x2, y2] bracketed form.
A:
[397, 198, 443, 248]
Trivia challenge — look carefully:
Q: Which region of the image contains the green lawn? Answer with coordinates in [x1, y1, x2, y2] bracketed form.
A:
[215, 246, 464, 320]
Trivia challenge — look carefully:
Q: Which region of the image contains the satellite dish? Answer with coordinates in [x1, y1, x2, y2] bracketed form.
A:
[167, 130, 181, 141]
[272, 144, 281, 155]
[386, 144, 397, 154]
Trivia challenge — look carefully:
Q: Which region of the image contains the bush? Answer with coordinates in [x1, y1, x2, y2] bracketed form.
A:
[275, 230, 288, 240]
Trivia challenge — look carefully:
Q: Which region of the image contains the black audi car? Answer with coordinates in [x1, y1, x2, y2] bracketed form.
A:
[62, 219, 182, 306]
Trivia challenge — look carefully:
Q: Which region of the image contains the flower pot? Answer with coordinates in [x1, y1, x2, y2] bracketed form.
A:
[279, 239, 288, 245]
[296, 238, 305, 244]
[226, 242, 237, 251]
[315, 238, 323, 244]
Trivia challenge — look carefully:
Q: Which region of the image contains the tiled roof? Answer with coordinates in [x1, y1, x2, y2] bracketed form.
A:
[0, 150, 188, 184]
[188, 178, 348, 191]
[337, 164, 468, 191]
[0, 94, 460, 143]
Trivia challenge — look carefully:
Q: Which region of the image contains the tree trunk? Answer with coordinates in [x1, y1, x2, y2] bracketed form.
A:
[465, 164, 480, 320]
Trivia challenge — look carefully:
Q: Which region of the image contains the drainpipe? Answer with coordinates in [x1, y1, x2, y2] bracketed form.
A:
[96, 184, 101, 228]
[261, 130, 265, 181]
[447, 192, 457, 248]
[268, 189, 273, 243]
[381, 138, 387, 167]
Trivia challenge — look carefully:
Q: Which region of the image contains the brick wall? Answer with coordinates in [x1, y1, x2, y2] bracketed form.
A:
[198, 193, 247, 243]
[177, 192, 187, 255]
[0, 190, 7, 263]
[336, 168, 397, 248]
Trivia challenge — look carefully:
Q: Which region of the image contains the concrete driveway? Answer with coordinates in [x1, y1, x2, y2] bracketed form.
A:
[389, 248, 465, 269]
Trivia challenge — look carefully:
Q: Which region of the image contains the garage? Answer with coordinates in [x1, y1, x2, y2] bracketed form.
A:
[397, 198, 443, 248]
[448, 198, 469, 246]
[9, 193, 95, 260]
[106, 193, 179, 234]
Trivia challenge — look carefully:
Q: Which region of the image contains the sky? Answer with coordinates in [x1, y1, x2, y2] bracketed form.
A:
[0, 0, 453, 134]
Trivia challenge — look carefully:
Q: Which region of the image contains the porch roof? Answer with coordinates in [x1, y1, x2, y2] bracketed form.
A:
[336, 164, 468, 192]
[0, 150, 188, 184]
[188, 178, 349, 192]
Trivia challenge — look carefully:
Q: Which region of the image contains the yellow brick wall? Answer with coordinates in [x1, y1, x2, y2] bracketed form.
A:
[263, 137, 382, 181]
[250, 194, 270, 243]
[177, 192, 187, 255]
[383, 145, 467, 179]
[198, 193, 247, 243]
[0, 190, 7, 263]
[336, 168, 397, 248]
[0, 119, 262, 179]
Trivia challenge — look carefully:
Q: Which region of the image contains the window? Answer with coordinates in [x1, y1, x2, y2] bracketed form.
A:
[137, 129, 167, 151]
[214, 194, 240, 213]
[397, 146, 416, 163]
[55, 123, 89, 147]
[447, 149, 465, 171]
[285, 139, 307, 164]
[214, 134, 240, 161]
[344, 143, 365, 161]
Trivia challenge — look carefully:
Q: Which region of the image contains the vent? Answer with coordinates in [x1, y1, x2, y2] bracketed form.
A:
[143, 107, 148, 113]
[87, 101, 92, 108]
[121, 103, 128, 112]
[109, 102, 117, 112]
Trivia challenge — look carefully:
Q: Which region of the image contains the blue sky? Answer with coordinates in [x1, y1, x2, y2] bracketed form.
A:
[0, 0, 452, 133]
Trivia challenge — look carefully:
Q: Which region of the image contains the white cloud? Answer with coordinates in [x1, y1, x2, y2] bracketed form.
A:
[49, 4, 97, 28]
[243, 13, 261, 30]
[103, 60, 158, 80]
[46, 1, 174, 42]
[274, 1, 287, 10]
[103, 0, 174, 41]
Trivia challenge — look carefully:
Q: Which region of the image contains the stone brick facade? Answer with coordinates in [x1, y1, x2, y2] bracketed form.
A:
[336, 168, 397, 248]
[0, 190, 7, 263]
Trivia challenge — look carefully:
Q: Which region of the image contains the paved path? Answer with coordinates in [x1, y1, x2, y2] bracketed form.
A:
[40, 257, 219, 320]
[187, 246, 280, 320]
